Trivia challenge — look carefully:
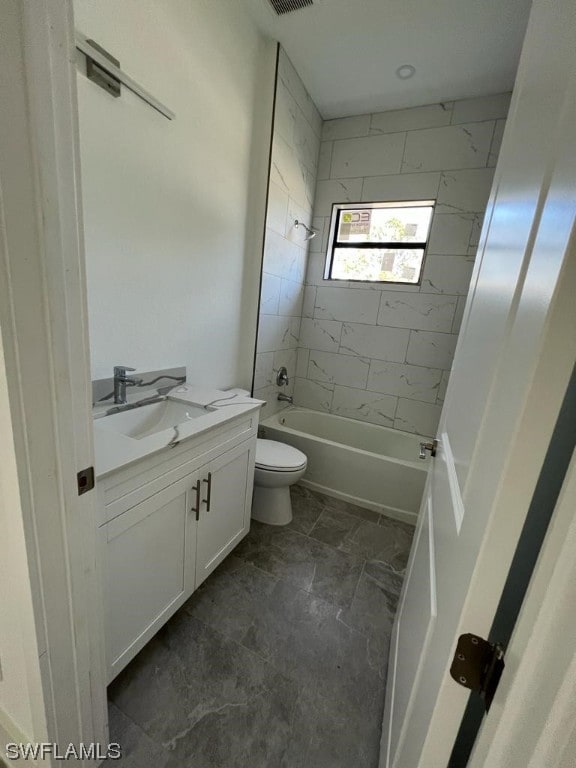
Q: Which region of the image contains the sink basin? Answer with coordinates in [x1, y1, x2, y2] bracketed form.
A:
[96, 398, 213, 440]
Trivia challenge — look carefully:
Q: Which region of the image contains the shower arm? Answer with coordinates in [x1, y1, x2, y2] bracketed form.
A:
[294, 219, 317, 240]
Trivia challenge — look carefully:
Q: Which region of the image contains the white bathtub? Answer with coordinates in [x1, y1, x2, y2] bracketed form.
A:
[260, 407, 429, 525]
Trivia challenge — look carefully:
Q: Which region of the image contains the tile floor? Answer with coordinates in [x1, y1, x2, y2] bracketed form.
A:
[105, 485, 414, 767]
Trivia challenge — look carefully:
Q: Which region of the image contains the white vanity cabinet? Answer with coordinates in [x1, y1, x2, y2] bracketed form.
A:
[96, 413, 257, 682]
[195, 440, 255, 587]
[103, 469, 200, 679]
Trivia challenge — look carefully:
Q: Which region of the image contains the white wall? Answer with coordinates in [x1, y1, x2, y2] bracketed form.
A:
[74, 0, 276, 388]
[295, 94, 510, 437]
[253, 49, 322, 419]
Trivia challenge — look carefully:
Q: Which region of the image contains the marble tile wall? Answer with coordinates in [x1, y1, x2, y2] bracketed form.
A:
[295, 93, 510, 437]
[254, 48, 322, 419]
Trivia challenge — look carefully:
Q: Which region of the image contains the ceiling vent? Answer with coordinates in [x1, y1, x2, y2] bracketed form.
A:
[267, 0, 313, 15]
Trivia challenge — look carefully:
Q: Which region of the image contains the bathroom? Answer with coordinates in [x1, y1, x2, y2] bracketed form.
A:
[68, 0, 531, 759]
[2, 0, 576, 767]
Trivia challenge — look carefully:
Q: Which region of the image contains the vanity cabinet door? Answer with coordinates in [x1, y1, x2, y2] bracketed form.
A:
[195, 439, 255, 587]
[103, 471, 199, 681]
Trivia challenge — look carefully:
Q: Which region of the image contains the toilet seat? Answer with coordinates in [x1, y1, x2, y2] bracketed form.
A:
[255, 438, 307, 472]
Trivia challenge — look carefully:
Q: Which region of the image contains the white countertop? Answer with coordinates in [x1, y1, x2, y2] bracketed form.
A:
[93, 386, 263, 478]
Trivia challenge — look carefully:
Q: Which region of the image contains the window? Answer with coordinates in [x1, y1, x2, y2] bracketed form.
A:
[324, 200, 435, 284]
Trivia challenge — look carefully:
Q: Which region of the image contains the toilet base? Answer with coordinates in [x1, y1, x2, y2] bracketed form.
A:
[251, 485, 292, 526]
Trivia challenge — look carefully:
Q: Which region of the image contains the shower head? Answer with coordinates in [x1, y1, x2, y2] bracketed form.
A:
[294, 219, 317, 241]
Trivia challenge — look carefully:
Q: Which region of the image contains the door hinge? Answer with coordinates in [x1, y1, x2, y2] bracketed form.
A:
[77, 466, 95, 496]
[450, 633, 505, 712]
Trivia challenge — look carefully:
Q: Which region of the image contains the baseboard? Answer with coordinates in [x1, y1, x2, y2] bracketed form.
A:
[298, 479, 418, 527]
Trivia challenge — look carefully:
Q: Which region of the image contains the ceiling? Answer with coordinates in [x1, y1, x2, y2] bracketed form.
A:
[244, 0, 533, 119]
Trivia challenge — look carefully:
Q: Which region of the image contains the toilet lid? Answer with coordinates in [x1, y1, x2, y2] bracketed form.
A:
[255, 439, 307, 471]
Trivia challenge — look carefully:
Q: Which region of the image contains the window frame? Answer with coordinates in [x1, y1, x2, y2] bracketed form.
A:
[323, 200, 435, 285]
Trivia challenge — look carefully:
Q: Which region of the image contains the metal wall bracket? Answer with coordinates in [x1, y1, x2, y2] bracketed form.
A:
[76, 32, 175, 120]
[450, 633, 505, 711]
[77, 466, 95, 496]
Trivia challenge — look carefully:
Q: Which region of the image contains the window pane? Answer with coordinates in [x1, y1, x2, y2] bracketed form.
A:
[331, 248, 424, 283]
[337, 206, 433, 244]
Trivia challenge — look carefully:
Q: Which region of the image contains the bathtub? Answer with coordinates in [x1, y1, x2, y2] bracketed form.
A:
[259, 407, 429, 525]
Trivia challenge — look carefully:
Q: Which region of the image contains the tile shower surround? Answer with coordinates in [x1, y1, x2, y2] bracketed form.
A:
[294, 93, 511, 437]
[254, 49, 321, 418]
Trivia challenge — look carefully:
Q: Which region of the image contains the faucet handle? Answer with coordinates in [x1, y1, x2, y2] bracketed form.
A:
[114, 365, 136, 377]
[419, 439, 438, 460]
[276, 366, 289, 387]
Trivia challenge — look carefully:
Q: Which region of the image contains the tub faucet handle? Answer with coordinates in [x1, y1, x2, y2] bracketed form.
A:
[276, 367, 289, 387]
[419, 439, 438, 460]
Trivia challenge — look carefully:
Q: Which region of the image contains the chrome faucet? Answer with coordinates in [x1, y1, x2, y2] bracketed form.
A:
[277, 393, 293, 404]
[113, 366, 142, 404]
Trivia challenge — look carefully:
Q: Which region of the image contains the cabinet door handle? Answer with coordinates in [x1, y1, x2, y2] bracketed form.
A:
[191, 480, 201, 520]
[202, 472, 212, 512]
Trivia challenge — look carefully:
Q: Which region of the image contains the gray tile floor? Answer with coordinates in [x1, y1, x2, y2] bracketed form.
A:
[106, 486, 414, 768]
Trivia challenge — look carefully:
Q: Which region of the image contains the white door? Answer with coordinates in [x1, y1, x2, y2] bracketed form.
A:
[381, 0, 576, 764]
[195, 439, 255, 586]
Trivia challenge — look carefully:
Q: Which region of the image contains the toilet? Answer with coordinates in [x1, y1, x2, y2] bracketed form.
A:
[251, 438, 307, 525]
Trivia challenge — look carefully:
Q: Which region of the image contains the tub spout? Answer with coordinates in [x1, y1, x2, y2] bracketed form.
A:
[278, 393, 293, 404]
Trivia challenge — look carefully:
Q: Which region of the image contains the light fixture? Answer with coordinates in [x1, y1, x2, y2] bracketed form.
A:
[396, 64, 416, 80]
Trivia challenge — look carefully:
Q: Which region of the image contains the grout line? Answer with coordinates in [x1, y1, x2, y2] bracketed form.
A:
[303, 492, 386, 532]
[349, 559, 366, 605]
[434, 167, 444, 209]
[238, 538, 350, 615]
[307, 562, 318, 594]
[392, 392, 402, 423]
[170, 605, 282, 673]
[486, 120, 499, 168]
[325, 116, 503, 144]
[325, 381, 335, 411]
[404, 330, 412, 364]
[306, 508, 325, 540]
[327, 141, 334, 180]
[399, 130, 408, 172]
[452, 296, 463, 334]
[376, 289, 386, 327]
[370, 161, 498, 178]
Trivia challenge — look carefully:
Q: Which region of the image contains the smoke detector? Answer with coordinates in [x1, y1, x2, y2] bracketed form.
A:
[267, 0, 314, 15]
